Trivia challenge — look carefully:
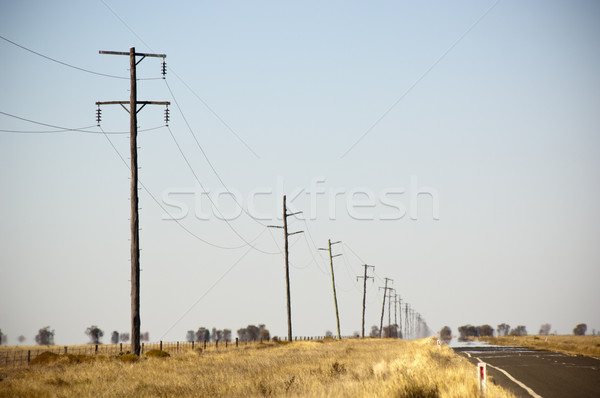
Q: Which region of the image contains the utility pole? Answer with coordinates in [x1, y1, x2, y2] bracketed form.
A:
[398, 295, 402, 339]
[378, 278, 393, 338]
[268, 195, 303, 342]
[319, 239, 342, 339]
[393, 291, 398, 338]
[356, 264, 374, 338]
[405, 303, 410, 339]
[96, 47, 169, 356]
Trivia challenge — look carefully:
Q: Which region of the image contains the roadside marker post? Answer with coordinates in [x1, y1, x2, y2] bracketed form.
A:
[478, 362, 487, 396]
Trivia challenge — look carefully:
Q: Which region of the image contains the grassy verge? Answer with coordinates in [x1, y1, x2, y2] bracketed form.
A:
[0, 337, 515, 397]
[476, 335, 600, 358]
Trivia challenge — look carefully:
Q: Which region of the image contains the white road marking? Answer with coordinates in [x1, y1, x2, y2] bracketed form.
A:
[476, 357, 543, 398]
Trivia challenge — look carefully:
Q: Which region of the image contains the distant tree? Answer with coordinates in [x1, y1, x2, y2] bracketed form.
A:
[120, 333, 130, 343]
[510, 326, 527, 336]
[369, 325, 379, 338]
[141, 332, 150, 342]
[85, 325, 104, 344]
[353, 331, 360, 338]
[573, 323, 587, 336]
[382, 325, 399, 338]
[246, 325, 260, 341]
[260, 329, 270, 341]
[110, 331, 119, 344]
[458, 325, 479, 340]
[479, 325, 494, 337]
[212, 329, 223, 342]
[538, 324, 551, 335]
[237, 328, 247, 342]
[0, 329, 6, 345]
[325, 330, 333, 338]
[186, 330, 195, 343]
[196, 327, 210, 342]
[223, 329, 232, 342]
[440, 326, 452, 341]
[35, 326, 55, 345]
[497, 323, 510, 336]
[18, 335, 26, 344]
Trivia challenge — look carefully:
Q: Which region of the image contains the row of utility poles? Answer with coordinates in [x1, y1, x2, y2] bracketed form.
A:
[270, 196, 430, 341]
[97, 46, 429, 354]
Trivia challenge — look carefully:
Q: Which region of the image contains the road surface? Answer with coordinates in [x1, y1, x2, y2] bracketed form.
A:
[452, 343, 600, 398]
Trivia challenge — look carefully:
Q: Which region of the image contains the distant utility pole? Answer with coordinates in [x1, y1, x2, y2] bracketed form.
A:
[319, 239, 342, 339]
[378, 278, 393, 338]
[268, 195, 303, 342]
[96, 47, 169, 356]
[405, 303, 410, 339]
[393, 292, 398, 338]
[398, 295, 402, 339]
[356, 264, 374, 338]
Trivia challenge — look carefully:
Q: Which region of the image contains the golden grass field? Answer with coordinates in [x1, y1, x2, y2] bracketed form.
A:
[0, 337, 515, 398]
[476, 335, 600, 359]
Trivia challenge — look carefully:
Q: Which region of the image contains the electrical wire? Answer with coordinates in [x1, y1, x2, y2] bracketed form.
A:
[163, 79, 267, 228]
[165, 124, 277, 255]
[98, 125, 258, 250]
[0, 110, 163, 134]
[0, 35, 128, 80]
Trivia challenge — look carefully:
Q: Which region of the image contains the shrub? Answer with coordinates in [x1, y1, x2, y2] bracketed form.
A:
[145, 349, 170, 358]
[30, 351, 59, 365]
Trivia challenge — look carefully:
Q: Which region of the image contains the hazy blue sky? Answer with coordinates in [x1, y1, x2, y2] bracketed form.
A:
[1, 0, 599, 344]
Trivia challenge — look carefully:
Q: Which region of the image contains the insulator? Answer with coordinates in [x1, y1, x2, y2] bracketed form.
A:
[164, 106, 170, 125]
[96, 106, 102, 125]
[161, 59, 167, 78]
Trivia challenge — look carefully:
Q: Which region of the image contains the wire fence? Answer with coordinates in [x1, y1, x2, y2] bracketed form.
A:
[0, 335, 349, 368]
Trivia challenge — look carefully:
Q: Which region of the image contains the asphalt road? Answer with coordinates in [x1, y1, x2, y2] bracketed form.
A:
[452, 344, 600, 398]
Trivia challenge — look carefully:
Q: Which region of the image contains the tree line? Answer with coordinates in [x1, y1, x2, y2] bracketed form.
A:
[437, 322, 592, 341]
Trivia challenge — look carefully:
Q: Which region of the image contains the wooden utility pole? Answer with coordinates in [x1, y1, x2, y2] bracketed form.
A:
[268, 195, 302, 342]
[398, 295, 402, 339]
[356, 264, 374, 338]
[319, 239, 342, 339]
[378, 278, 393, 338]
[97, 47, 169, 356]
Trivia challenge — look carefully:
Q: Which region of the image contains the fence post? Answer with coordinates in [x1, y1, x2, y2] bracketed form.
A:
[120, 343, 122, 353]
[141, 343, 144, 355]
[226, 340, 228, 349]
[64, 346, 67, 354]
[177, 341, 179, 353]
[160, 340, 163, 351]
[27, 350, 31, 365]
[95, 344, 98, 355]
[204, 339, 207, 350]
[192, 341, 194, 350]
[236, 338, 239, 348]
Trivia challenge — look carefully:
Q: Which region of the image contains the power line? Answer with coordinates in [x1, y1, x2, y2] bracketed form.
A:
[98, 125, 259, 250]
[163, 79, 266, 227]
[98, 0, 260, 158]
[0, 35, 128, 80]
[0, 110, 164, 134]
[164, 124, 277, 255]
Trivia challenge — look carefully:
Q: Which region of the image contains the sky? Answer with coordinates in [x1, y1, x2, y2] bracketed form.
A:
[1, 0, 599, 345]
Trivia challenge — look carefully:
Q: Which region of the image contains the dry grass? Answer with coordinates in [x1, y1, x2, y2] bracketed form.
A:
[477, 335, 600, 359]
[0, 338, 516, 398]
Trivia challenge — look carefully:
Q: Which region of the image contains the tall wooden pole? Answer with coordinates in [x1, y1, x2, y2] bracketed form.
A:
[129, 47, 141, 357]
[327, 239, 341, 339]
[361, 265, 368, 338]
[97, 47, 169, 357]
[379, 279, 388, 338]
[357, 264, 373, 338]
[283, 195, 292, 342]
